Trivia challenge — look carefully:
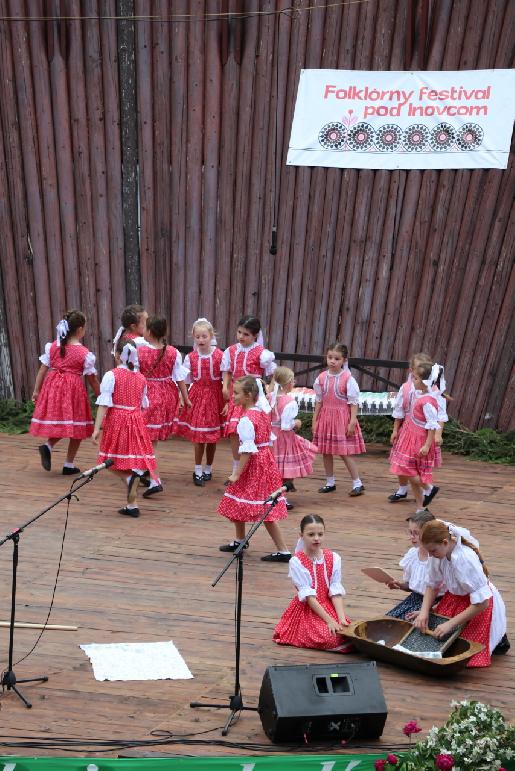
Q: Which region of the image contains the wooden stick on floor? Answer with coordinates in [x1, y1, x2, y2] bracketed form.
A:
[0, 621, 78, 631]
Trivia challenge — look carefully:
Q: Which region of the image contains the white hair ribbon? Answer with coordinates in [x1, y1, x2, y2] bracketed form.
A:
[432, 363, 446, 394]
[120, 343, 139, 369]
[294, 537, 305, 553]
[56, 318, 69, 345]
[256, 378, 272, 414]
[256, 330, 264, 346]
[443, 521, 479, 549]
[423, 362, 442, 389]
[192, 317, 217, 349]
[269, 382, 280, 409]
[112, 326, 124, 356]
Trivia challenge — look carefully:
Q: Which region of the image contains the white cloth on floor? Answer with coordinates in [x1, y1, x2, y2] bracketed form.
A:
[80, 640, 193, 681]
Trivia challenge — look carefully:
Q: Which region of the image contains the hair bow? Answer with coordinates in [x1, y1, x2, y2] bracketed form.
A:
[112, 326, 124, 356]
[120, 343, 139, 368]
[256, 378, 272, 414]
[444, 521, 479, 549]
[56, 318, 69, 344]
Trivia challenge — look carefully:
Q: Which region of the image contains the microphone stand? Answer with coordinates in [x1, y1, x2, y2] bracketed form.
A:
[190, 494, 284, 736]
[0, 473, 97, 708]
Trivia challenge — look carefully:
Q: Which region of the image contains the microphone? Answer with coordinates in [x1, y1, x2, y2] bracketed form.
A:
[75, 458, 114, 480]
[265, 480, 294, 503]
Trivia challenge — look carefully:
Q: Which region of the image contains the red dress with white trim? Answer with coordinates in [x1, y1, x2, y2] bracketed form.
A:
[221, 343, 276, 436]
[30, 341, 96, 439]
[425, 541, 507, 668]
[390, 391, 439, 483]
[96, 366, 156, 474]
[270, 393, 317, 478]
[393, 379, 447, 468]
[175, 348, 225, 443]
[312, 369, 366, 455]
[137, 345, 187, 441]
[273, 549, 352, 651]
[218, 408, 287, 522]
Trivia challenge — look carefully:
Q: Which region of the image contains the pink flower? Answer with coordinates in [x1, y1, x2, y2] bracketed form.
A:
[386, 755, 399, 765]
[498, 768, 506, 771]
[435, 755, 455, 770]
[374, 761, 386, 771]
[403, 719, 422, 736]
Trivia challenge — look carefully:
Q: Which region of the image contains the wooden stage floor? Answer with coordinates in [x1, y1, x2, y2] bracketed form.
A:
[0, 433, 512, 758]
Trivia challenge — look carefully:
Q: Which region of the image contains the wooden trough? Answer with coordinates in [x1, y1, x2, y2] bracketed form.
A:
[345, 617, 484, 677]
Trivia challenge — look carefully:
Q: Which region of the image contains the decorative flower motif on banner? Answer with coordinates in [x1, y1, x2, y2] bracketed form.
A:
[429, 122, 455, 151]
[375, 124, 403, 151]
[403, 124, 430, 151]
[456, 123, 484, 151]
[318, 121, 346, 149]
[347, 121, 375, 150]
[342, 109, 359, 128]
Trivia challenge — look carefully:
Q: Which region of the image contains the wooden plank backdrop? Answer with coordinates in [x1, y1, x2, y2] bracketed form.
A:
[0, 0, 513, 430]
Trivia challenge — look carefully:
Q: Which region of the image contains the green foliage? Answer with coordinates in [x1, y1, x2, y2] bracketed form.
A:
[0, 399, 34, 434]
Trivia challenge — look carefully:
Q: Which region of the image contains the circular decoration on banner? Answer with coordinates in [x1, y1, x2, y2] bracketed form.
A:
[430, 123, 455, 151]
[403, 124, 430, 151]
[375, 124, 403, 152]
[347, 122, 375, 151]
[456, 123, 484, 151]
[318, 122, 346, 150]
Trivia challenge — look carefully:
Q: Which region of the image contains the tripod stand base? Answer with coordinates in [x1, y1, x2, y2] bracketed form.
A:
[1, 669, 48, 708]
[190, 695, 258, 736]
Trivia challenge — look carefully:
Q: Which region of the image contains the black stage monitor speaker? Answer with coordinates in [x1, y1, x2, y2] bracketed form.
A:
[258, 662, 387, 743]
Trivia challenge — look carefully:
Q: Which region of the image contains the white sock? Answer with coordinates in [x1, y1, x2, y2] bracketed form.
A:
[194, 465, 203, 477]
[132, 468, 145, 475]
[126, 503, 137, 510]
[232, 460, 239, 472]
[424, 484, 433, 494]
[352, 478, 362, 489]
[46, 443, 53, 452]
[149, 478, 160, 488]
[204, 464, 212, 474]
[63, 461, 75, 469]
[326, 476, 335, 487]
[279, 550, 291, 554]
[397, 485, 408, 495]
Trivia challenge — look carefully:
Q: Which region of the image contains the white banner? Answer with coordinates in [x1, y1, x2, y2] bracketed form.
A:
[287, 69, 515, 170]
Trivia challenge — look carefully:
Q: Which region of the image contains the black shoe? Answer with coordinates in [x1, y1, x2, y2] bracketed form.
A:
[118, 506, 140, 518]
[287, 483, 297, 492]
[493, 634, 510, 655]
[286, 502, 294, 511]
[38, 444, 51, 471]
[202, 471, 212, 482]
[142, 484, 163, 498]
[349, 485, 365, 497]
[193, 473, 204, 487]
[219, 541, 249, 552]
[261, 552, 292, 563]
[388, 492, 408, 502]
[223, 478, 231, 486]
[319, 484, 336, 493]
[62, 466, 80, 475]
[423, 485, 440, 508]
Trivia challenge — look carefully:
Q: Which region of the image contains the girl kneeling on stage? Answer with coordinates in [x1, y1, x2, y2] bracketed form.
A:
[273, 514, 353, 652]
[412, 520, 509, 667]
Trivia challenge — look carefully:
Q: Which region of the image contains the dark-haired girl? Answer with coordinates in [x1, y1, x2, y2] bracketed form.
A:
[93, 338, 157, 518]
[111, 304, 148, 355]
[273, 514, 352, 651]
[221, 316, 276, 480]
[30, 311, 100, 474]
[312, 343, 365, 496]
[138, 315, 190, 496]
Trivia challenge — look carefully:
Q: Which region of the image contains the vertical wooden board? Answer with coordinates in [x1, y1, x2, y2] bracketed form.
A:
[102, 0, 126, 326]
[135, 0, 155, 312]
[425, 0, 453, 70]
[8, 0, 53, 349]
[493, 0, 514, 68]
[458, 0, 489, 69]
[185, 0, 204, 333]
[152, 0, 171, 321]
[83, 0, 113, 375]
[475, 0, 507, 69]
[201, 0, 222, 324]
[497, 364, 515, 432]
[48, 17, 81, 312]
[326, 168, 356, 347]
[169, 0, 187, 340]
[67, 0, 99, 364]
[440, 0, 470, 70]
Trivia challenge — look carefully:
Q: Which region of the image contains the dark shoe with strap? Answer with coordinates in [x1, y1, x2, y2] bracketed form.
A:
[349, 485, 365, 497]
[193, 473, 204, 487]
[38, 444, 51, 471]
[286, 502, 294, 511]
[118, 506, 140, 518]
[219, 541, 249, 553]
[493, 633, 510, 655]
[260, 552, 292, 563]
[142, 484, 164, 499]
[423, 485, 440, 508]
[202, 471, 212, 482]
[319, 484, 336, 493]
[62, 466, 80, 475]
[388, 491, 408, 502]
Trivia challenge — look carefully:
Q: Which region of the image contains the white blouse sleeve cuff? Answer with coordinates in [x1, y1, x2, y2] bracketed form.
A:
[172, 357, 189, 382]
[220, 348, 231, 372]
[422, 402, 440, 430]
[470, 584, 493, 605]
[96, 371, 115, 407]
[346, 376, 360, 405]
[39, 342, 52, 367]
[141, 385, 149, 409]
[313, 378, 323, 403]
[329, 582, 345, 597]
[83, 351, 97, 376]
[298, 587, 317, 602]
[260, 349, 276, 377]
[237, 415, 257, 453]
[280, 400, 298, 430]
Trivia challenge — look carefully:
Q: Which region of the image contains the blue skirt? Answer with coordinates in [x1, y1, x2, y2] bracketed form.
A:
[386, 591, 423, 619]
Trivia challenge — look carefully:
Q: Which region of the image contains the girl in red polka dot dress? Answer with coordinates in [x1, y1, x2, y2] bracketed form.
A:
[93, 338, 157, 518]
[218, 376, 291, 562]
[273, 514, 353, 652]
[111, 304, 149, 355]
[412, 520, 509, 667]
